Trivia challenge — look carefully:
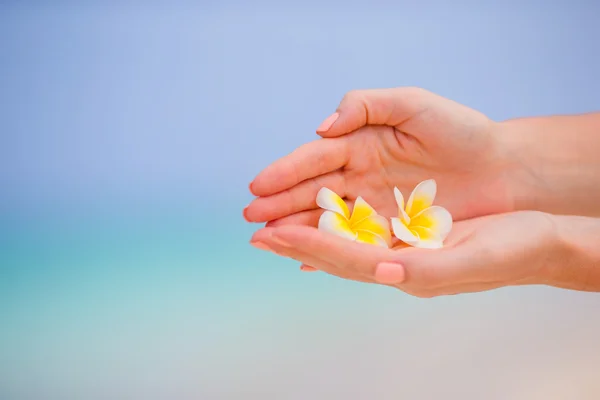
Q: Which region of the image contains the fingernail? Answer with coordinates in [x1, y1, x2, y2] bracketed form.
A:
[248, 181, 255, 194]
[316, 112, 339, 133]
[251, 241, 272, 252]
[375, 262, 406, 284]
[243, 206, 252, 222]
[300, 265, 318, 272]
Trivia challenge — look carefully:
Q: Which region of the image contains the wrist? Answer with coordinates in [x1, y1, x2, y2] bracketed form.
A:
[491, 118, 551, 213]
[545, 214, 600, 292]
[482, 119, 539, 215]
[493, 113, 600, 216]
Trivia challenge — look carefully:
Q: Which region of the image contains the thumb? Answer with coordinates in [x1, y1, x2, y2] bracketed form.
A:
[315, 87, 431, 138]
[315, 86, 488, 139]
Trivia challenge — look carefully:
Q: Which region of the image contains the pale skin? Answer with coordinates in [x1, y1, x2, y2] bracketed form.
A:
[244, 87, 600, 297]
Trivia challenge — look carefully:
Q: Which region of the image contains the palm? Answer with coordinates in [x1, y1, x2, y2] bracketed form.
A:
[406, 211, 553, 286]
[339, 121, 502, 221]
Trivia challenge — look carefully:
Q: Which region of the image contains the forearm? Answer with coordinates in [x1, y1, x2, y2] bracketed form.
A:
[546, 214, 600, 292]
[497, 112, 600, 216]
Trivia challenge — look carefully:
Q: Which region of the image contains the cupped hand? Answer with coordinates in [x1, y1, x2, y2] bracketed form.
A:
[244, 87, 518, 229]
[250, 211, 561, 298]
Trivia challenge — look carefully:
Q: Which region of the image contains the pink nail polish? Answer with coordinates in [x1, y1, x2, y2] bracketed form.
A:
[251, 241, 272, 252]
[300, 265, 318, 272]
[243, 206, 252, 222]
[316, 112, 339, 133]
[375, 262, 406, 284]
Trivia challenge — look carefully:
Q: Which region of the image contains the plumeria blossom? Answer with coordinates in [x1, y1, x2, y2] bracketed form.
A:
[391, 179, 453, 249]
[316, 187, 392, 248]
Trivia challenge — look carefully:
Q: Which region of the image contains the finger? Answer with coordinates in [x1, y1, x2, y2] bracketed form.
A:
[251, 227, 372, 283]
[263, 224, 495, 290]
[266, 209, 322, 228]
[263, 224, 393, 278]
[316, 87, 430, 138]
[378, 242, 501, 290]
[264, 198, 354, 228]
[244, 171, 346, 222]
[249, 138, 349, 197]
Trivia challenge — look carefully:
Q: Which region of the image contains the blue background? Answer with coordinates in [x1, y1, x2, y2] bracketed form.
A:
[1, 1, 600, 399]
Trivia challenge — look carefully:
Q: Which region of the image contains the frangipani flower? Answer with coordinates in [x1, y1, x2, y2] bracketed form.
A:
[316, 187, 392, 248]
[391, 179, 453, 249]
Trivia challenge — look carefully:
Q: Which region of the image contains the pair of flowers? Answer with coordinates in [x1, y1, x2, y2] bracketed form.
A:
[317, 179, 452, 249]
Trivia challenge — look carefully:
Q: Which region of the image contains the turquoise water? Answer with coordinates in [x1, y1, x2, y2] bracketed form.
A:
[0, 202, 426, 397]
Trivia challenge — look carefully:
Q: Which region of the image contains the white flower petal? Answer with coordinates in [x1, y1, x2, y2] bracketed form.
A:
[406, 179, 437, 217]
[394, 187, 410, 224]
[318, 210, 357, 240]
[410, 205, 453, 241]
[353, 214, 392, 247]
[349, 196, 376, 225]
[400, 208, 410, 225]
[413, 239, 444, 249]
[393, 186, 405, 210]
[410, 226, 439, 241]
[391, 217, 419, 245]
[356, 230, 389, 247]
[316, 187, 350, 219]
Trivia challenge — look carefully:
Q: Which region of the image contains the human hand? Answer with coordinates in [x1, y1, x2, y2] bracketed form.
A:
[244, 87, 520, 229]
[250, 210, 576, 297]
